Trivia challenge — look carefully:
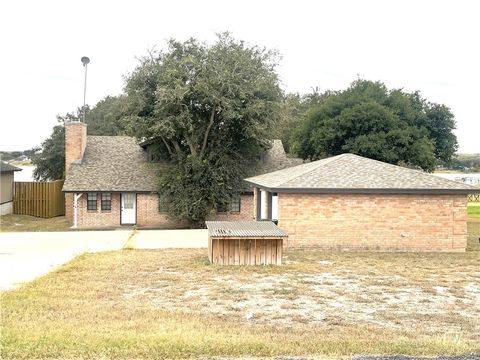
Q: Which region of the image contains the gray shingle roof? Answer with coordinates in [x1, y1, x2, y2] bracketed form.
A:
[63, 136, 159, 192]
[206, 221, 287, 238]
[64, 137, 301, 193]
[245, 153, 480, 194]
[0, 161, 22, 173]
[260, 140, 304, 173]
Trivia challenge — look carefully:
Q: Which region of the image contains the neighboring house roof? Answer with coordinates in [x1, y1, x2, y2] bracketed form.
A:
[245, 153, 480, 194]
[63, 136, 159, 192]
[206, 220, 287, 238]
[0, 161, 22, 173]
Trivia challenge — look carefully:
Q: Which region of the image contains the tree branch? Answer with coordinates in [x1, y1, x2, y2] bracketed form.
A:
[185, 135, 197, 157]
[200, 105, 215, 160]
[172, 139, 181, 155]
[161, 137, 173, 156]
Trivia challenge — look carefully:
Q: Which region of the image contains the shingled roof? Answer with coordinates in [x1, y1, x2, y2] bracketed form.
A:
[0, 161, 22, 173]
[63, 136, 159, 192]
[245, 153, 480, 194]
[63, 137, 301, 193]
[260, 140, 304, 173]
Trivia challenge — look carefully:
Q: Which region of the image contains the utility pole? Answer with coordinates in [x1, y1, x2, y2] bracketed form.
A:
[80, 56, 90, 122]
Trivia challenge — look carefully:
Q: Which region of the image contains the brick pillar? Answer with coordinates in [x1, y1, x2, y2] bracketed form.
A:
[65, 121, 87, 173]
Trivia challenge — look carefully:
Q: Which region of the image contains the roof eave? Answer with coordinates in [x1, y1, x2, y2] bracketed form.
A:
[244, 182, 480, 195]
[62, 189, 157, 193]
[1, 169, 22, 173]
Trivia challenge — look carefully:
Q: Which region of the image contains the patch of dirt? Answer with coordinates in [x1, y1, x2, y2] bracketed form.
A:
[121, 250, 480, 336]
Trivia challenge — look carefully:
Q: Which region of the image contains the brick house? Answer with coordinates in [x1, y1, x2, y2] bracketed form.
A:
[62, 121, 302, 228]
[245, 154, 480, 252]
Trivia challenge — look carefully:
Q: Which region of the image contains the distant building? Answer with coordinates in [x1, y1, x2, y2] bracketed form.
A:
[0, 161, 22, 215]
[433, 173, 480, 186]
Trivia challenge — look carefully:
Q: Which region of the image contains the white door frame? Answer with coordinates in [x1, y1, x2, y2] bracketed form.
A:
[271, 193, 279, 220]
[120, 193, 136, 225]
[260, 190, 267, 219]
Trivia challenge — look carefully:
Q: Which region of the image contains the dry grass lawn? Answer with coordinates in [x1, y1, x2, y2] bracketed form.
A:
[1, 249, 479, 359]
[0, 214, 70, 232]
[468, 218, 480, 251]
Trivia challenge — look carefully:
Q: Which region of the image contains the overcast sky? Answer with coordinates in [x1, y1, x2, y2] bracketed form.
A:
[1, 0, 479, 153]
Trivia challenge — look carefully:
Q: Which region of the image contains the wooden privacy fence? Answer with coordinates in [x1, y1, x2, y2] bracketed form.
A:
[13, 180, 65, 218]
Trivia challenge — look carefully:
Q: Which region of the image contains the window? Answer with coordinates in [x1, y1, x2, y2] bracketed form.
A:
[158, 195, 169, 212]
[216, 203, 228, 213]
[230, 196, 241, 212]
[87, 193, 97, 210]
[101, 193, 111, 211]
[216, 197, 241, 213]
[147, 145, 162, 163]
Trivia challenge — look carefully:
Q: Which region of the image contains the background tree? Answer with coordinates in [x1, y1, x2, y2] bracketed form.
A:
[30, 98, 128, 180]
[293, 80, 458, 172]
[273, 89, 328, 153]
[85, 95, 128, 135]
[31, 121, 66, 181]
[125, 34, 283, 226]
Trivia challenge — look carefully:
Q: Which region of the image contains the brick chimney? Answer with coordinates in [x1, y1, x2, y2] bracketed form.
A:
[65, 121, 87, 173]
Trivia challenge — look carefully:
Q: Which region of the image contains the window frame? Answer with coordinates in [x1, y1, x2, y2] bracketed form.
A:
[230, 196, 241, 212]
[87, 193, 97, 211]
[216, 196, 241, 213]
[216, 203, 228, 213]
[101, 193, 111, 211]
[147, 146, 162, 163]
[158, 195, 169, 213]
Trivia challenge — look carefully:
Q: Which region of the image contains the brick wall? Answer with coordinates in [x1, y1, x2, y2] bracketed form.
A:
[65, 192, 255, 228]
[75, 193, 122, 227]
[65, 122, 87, 173]
[136, 193, 187, 228]
[276, 193, 467, 252]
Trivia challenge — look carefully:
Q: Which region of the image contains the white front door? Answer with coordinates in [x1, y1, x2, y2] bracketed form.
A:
[121, 193, 136, 225]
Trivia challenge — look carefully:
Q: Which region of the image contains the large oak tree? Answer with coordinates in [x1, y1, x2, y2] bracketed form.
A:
[293, 80, 458, 172]
[124, 34, 283, 226]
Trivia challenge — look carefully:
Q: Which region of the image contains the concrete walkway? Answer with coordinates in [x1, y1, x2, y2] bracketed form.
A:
[0, 229, 207, 291]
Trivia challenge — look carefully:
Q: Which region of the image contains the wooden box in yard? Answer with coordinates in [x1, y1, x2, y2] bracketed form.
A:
[205, 221, 287, 265]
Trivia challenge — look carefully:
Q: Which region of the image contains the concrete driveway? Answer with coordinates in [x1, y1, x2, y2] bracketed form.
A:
[0, 229, 207, 291]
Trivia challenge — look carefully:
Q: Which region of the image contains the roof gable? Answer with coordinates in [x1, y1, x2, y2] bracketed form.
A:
[260, 140, 304, 173]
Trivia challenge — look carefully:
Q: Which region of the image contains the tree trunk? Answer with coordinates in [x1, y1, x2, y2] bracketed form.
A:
[185, 135, 197, 157]
[200, 105, 216, 160]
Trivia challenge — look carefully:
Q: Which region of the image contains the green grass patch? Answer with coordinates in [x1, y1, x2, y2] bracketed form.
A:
[468, 202, 480, 218]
